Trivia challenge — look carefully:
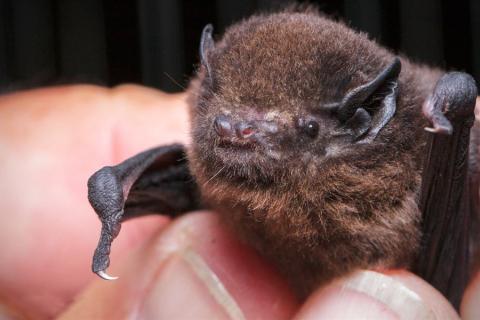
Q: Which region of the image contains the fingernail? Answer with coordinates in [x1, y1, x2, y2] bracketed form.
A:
[140, 248, 245, 320]
[342, 270, 435, 320]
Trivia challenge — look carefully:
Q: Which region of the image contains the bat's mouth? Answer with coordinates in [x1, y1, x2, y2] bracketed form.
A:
[214, 136, 280, 161]
[217, 139, 256, 151]
[214, 142, 259, 164]
[206, 137, 282, 185]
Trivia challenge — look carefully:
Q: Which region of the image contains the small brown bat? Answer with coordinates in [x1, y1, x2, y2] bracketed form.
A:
[87, 7, 478, 309]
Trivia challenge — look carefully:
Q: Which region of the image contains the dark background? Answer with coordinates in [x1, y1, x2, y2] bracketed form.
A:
[0, 0, 478, 93]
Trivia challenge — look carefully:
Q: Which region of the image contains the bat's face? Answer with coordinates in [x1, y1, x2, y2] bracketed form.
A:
[190, 13, 401, 185]
[192, 91, 351, 185]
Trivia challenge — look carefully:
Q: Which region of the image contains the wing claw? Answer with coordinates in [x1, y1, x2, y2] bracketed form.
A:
[96, 270, 119, 281]
[424, 126, 451, 134]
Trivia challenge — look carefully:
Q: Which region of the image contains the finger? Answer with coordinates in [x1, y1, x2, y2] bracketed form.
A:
[0, 85, 189, 318]
[461, 269, 480, 320]
[0, 84, 190, 158]
[294, 269, 459, 319]
[58, 212, 299, 319]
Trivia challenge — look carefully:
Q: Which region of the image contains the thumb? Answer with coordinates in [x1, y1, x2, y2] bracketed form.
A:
[0, 85, 190, 318]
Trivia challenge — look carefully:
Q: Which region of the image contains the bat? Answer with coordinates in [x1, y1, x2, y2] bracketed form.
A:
[87, 7, 478, 309]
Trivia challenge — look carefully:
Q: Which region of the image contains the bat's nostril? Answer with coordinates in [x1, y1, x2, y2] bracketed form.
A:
[241, 127, 253, 137]
[213, 115, 234, 137]
[235, 122, 255, 139]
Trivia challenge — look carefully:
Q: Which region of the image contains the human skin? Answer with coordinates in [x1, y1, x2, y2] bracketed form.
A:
[0, 85, 478, 319]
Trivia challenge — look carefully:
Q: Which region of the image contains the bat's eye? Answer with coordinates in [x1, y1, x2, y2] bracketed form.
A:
[305, 120, 319, 138]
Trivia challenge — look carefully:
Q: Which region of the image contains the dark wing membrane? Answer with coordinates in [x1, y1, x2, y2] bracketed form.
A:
[125, 155, 200, 217]
[415, 72, 477, 310]
[87, 144, 202, 279]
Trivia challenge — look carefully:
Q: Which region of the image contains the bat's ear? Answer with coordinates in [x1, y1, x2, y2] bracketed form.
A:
[337, 58, 401, 142]
[200, 24, 215, 79]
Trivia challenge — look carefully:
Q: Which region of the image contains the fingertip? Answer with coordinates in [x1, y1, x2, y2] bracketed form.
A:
[384, 270, 459, 319]
[295, 288, 400, 319]
[140, 211, 299, 319]
[294, 270, 459, 320]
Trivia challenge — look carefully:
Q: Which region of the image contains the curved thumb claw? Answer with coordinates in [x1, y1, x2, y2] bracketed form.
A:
[424, 125, 452, 135]
[96, 270, 119, 281]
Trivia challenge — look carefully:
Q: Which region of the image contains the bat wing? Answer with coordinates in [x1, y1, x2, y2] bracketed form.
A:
[414, 72, 477, 309]
[87, 143, 202, 279]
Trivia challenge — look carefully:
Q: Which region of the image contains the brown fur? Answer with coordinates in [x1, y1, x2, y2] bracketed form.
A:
[187, 9, 445, 295]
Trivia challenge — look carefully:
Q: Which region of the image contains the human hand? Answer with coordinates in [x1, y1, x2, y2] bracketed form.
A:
[0, 85, 477, 319]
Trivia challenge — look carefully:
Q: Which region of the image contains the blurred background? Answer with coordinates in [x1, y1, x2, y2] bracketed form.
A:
[0, 0, 478, 93]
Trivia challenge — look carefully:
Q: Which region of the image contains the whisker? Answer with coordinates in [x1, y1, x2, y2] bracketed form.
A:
[176, 154, 189, 163]
[203, 165, 226, 187]
[164, 72, 186, 90]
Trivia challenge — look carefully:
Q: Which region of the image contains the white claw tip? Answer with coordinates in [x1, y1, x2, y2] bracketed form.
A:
[97, 270, 119, 281]
[424, 127, 436, 133]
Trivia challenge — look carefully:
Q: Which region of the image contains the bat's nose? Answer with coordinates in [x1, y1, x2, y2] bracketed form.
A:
[213, 115, 278, 142]
[214, 115, 256, 140]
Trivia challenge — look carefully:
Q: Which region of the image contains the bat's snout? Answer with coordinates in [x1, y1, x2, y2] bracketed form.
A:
[213, 114, 279, 143]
